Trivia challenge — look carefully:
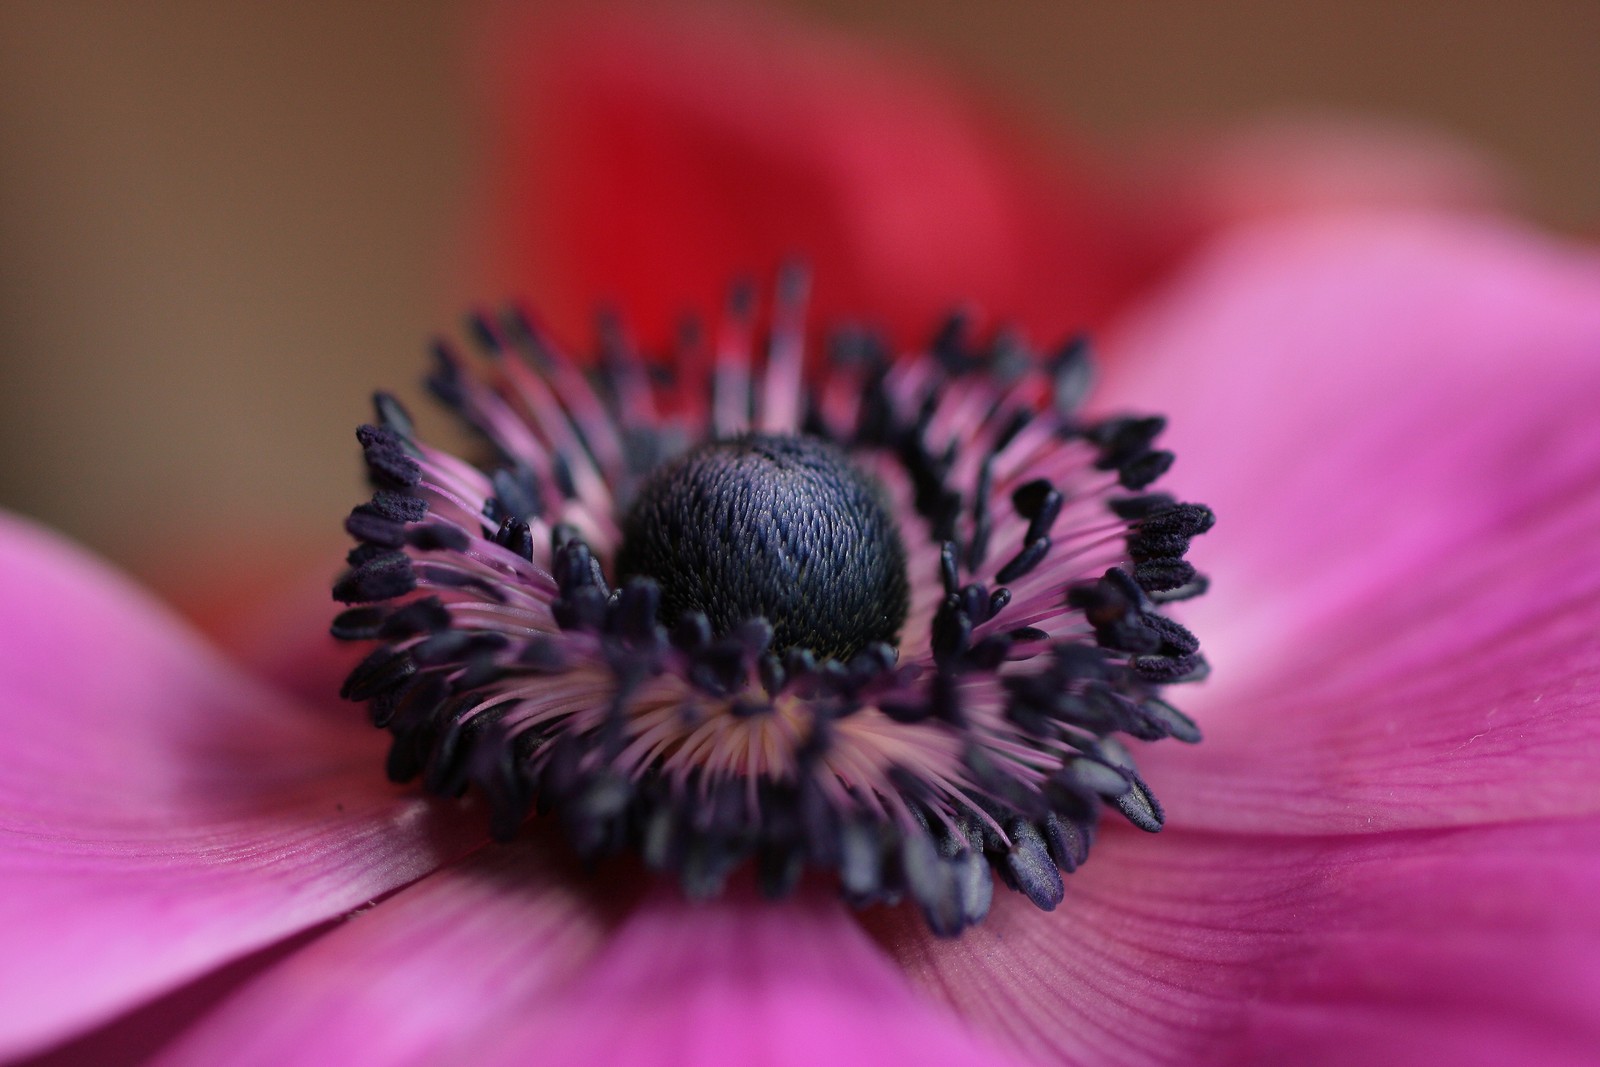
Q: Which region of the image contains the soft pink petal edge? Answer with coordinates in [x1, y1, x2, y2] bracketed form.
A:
[151, 851, 1024, 1067]
[465, 885, 1028, 1067]
[1097, 211, 1600, 832]
[0, 512, 482, 1060]
[147, 839, 619, 1067]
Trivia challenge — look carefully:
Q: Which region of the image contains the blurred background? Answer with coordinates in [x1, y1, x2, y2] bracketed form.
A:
[1, 0, 1595, 615]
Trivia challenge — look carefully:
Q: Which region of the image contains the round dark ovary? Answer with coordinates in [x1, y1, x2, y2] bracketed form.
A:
[616, 433, 910, 659]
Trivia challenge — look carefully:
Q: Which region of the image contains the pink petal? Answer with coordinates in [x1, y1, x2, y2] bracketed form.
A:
[875, 818, 1600, 1067]
[150, 838, 623, 1067]
[150, 859, 1021, 1067]
[466, 885, 1027, 1067]
[1098, 213, 1600, 830]
[0, 512, 481, 1059]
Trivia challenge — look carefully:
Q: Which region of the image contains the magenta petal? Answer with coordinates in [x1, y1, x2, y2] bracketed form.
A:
[879, 818, 1600, 1067]
[149, 840, 621, 1067]
[151, 864, 1021, 1067]
[1097, 213, 1600, 830]
[468, 887, 1027, 1067]
[0, 513, 479, 1059]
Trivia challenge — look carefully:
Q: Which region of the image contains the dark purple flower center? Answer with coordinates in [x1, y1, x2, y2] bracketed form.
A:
[331, 277, 1215, 936]
[615, 433, 909, 660]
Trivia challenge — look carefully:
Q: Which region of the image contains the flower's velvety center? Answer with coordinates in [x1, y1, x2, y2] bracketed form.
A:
[333, 285, 1215, 937]
[615, 433, 909, 660]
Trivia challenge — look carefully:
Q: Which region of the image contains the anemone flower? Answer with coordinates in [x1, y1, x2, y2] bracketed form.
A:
[6, 13, 1600, 1067]
[5, 208, 1599, 1067]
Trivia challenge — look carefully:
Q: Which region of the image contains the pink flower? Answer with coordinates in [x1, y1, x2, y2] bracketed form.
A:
[4, 11, 1598, 1067]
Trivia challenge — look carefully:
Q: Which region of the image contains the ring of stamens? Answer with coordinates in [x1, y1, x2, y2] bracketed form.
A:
[334, 273, 1213, 935]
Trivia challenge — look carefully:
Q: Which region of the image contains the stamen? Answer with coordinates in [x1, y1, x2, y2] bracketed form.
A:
[333, 271, 1213, 936]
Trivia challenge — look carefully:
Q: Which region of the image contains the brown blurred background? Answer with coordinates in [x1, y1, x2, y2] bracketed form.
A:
[1, 0, 1595, 606]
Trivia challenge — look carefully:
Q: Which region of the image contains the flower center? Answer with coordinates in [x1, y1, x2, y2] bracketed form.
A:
[333, 285, 1215, 936]
[615, 433, 909, 660]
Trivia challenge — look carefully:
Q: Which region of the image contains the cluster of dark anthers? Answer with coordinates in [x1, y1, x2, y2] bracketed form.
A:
[334, 271, 1213, 935]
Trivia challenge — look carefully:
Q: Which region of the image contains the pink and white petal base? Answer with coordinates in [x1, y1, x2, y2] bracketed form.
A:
[876, 818, 1600, 1067]
[150, 838, 624, 1067]
[0, 512, 482, 1060]
[459, 886, 1029, 1067]
[1099, 212, 1600, 831]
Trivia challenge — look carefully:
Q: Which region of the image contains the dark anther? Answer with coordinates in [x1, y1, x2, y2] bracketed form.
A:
[413, 564, 507, 603]
[987, 328, 1032, 384]
[930, 311, 979, 375]
[1024, 491, 1064, 545]
[1139, 503, 1216, 539]
[995, 537, 1051, 584]
[931, 600, 972, 669]
[1041, 813, 1089, 873]
[689, 640, 751, 696]
[1059, 757, 1132, 798]
[1143, 614, 1200, 656]
[940, 541, 960, 597]
[517, 637, 570, 673]
[1049, 335, 1094, 419]
[616, 434, 910, 660]
[369, 491, 427, 523]
[965, 634, 1012, 671]
[1004, 819, 1065, 911]
[493, 517, 534, 561]
[758, 653, 787, 697]
[1133, 652, 1209, 684]
[412, 630, 507, 667]
[355, 425, 420, 489]
[406, 523, 470, 552]
[345, 508, 405, 548]
[672, 611, 712, 653]
[491, 466, 544, 522]
[1107, 493, 1177, 520]
[607, 579, 663, 648]
[992, 408, 1032, 452]
[333, 549, 415, 604]
[372, 391, 415, 437]
[1133, 558, 1198, 594]
[340, 646, 416, 702]
[1111, 773, 1165, 832]
[849, 642, 897, 678]
[425, 339, 468, 410]
[1087, 415, 1166, 469]
[1011, 479, 1055, 519]
[1067, 568, 1142, 627]
[550, 452, 578, 499]
[879, 699, 933, 724]
[966, 459, 994, 571]
[1151, 573, 1210, 603]
[1143, 697, 1203, 743]
[465, 309, 504, 355]
[1118, 450, 1176, 490]
[1128, 531, 1191, 561]
[378, 597, 451, 637]
[330, 606, 386, 641]
[959, 583, 990, 624]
